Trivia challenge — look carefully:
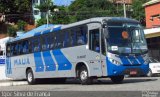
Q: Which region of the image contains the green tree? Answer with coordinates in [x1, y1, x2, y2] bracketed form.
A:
[36, 0, 56, 12]
[36, 18, 47, 27]
[131, 0, 150, 25]
[36, 0, 57, 26]
[0, 0, 32, 23]
[7, 25, 17, 37]
[0, 0, 32, 36]
[51, 6, 70, 24]
[0, 0, 32, 14]
[36, 6, 70, 26]
[17, 20, 27, 31]
[68, 0, 121, 22]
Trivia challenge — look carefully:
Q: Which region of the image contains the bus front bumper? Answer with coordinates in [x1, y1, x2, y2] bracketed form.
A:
[107, 64, 149, 76]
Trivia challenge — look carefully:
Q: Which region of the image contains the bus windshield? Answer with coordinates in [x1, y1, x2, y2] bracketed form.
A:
[106, 22, 148, 55]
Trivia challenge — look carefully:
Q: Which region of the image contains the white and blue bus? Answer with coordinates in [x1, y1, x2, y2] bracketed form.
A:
[6, 17, 149, 85]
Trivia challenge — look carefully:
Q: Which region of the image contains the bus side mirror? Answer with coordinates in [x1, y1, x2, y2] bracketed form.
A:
[102, 23, 107, 28]
[102, 20, 107, 28]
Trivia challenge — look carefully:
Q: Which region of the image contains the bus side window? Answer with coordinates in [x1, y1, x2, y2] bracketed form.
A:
[6, 44, 11, 57]
[42, 35, 50, 51]
[77, 26, 87, 45]
[18, 42, 23, 55]
[54, 33, 58, 49]
[77, 28, 84, 45]
[50, 33, 55, 49]
[82, 26, 88, 44]
[55, 32, 63, 49]
[89, 29, 100, 52]
[22, 40, 29, 54]
[33, 37, 41, 52]
[64, 31, 70, 48]
[10, 44, 13, 56]
[14, 43, 18, 55]
[70, 28, 77, 46]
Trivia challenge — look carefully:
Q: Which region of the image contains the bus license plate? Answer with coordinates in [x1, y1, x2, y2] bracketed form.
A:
[130, 70, 137, 75]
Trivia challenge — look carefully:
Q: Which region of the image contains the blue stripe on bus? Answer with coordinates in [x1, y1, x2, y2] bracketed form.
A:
[42, 29, 51, 34]
[128, 56, 139, 64]
[53, 27, 61, 32]
[137, 56, 145, 64]
[6, 58, 12, 74]
[52, 49, 72, 70]
[0, 59, 5, 64]
[119, 56, 130, 64]
[42, 51, 56, 71]
[34, 32, 41, 36]
[34, 52, 44, 72]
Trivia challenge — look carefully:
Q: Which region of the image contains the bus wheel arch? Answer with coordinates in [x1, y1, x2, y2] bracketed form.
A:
[75, 62, 90, 77]
[26, 67, 36, 85]
[75, 62, 92, 85]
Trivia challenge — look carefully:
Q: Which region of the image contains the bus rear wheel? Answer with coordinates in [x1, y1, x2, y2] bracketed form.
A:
[78, 66, 92, 85]
[26, 69, 36, 85]
[110, 75, 124, 84]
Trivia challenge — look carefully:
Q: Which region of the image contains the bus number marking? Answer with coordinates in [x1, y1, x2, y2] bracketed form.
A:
[77, 55, 86, 59]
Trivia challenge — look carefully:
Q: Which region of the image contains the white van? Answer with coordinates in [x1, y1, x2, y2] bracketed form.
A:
[147, 57, 160, 77]
[0, 37, 13, 80]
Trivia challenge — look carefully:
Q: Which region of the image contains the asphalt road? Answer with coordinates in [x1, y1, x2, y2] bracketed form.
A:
[0, 77, 160, 91]
[0, 77, 160, 97]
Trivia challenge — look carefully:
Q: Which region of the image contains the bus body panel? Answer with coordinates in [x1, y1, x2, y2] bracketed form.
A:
[6, 45, 105, 79]
[5, 17, 149, 81]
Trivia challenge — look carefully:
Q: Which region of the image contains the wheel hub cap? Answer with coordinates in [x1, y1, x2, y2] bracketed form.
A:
[80, 70, 87, 80]
[28, 72, 32, 82]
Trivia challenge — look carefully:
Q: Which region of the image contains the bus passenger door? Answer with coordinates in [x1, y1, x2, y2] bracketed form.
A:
[88, 28, 103, 76]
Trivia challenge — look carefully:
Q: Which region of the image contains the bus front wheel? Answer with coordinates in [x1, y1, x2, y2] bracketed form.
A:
[26, 69, 36, 85]
[78, 66, 92, 85]
[110, 75, 124, 84]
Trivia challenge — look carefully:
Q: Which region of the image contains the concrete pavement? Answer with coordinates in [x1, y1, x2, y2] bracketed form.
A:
[0, 80, 28, 87]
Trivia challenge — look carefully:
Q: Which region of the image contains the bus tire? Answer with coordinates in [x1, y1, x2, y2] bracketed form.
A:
[79, 66, 92, 85]
[26, 69, 36, 85]
[110, 75, 124, 84]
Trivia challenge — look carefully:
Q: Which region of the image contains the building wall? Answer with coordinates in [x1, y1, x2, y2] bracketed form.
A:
[145, 3, 160, 28]
[32, 0, 41, 22]
[0, 34, 7, 39]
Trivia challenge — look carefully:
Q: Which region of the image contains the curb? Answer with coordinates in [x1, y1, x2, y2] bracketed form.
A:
[0, 81, 28, 87]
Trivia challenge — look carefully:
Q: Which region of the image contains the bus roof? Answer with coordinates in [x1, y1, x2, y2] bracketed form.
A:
[8, 17, 139, 42]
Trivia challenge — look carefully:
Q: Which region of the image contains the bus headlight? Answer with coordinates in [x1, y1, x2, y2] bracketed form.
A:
[109, 58, 121, 66]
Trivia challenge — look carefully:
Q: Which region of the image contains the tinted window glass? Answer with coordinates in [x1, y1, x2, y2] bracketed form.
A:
[32, 37, 41, 52]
